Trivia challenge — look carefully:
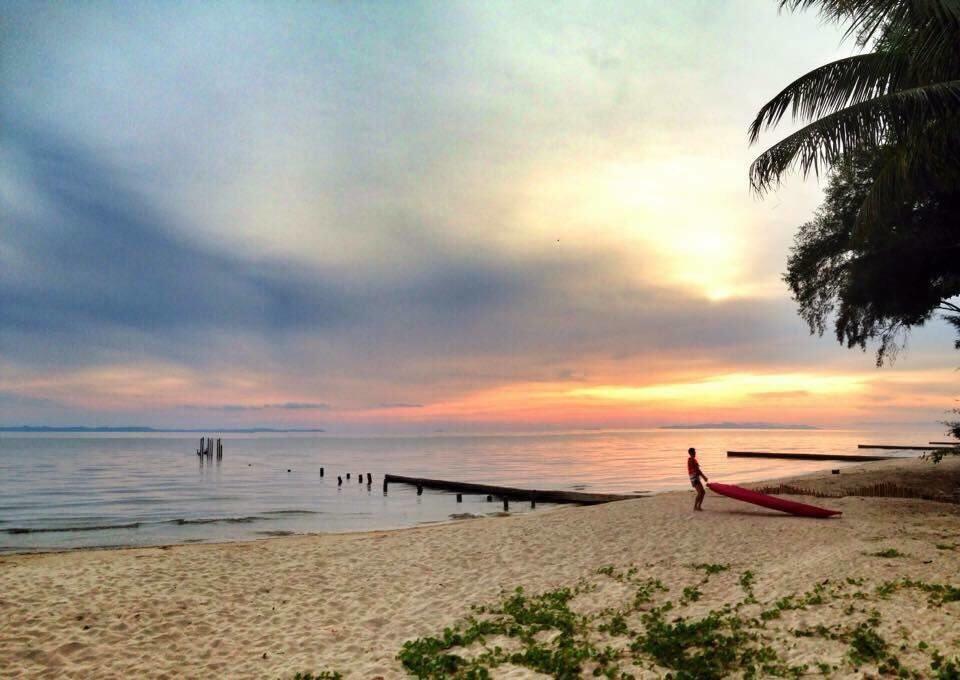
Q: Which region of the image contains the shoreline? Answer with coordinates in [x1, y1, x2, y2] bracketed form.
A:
[0, 456, 894, 559]
[2, 456, 959, 678]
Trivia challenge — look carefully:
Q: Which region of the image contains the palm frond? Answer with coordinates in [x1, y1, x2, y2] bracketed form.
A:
[750, 79, 960, 191]
[779, 0, 960, 47]
[748, 52, 912, 144]
[854, 116, 960, 234]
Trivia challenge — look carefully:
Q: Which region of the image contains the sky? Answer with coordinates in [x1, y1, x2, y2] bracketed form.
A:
[1, 0, 957, 433]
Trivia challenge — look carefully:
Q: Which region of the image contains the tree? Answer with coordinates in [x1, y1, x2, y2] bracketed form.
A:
[751, 1, 960, 451]
[750, 1, 960, 218]
[784, 146, 960, 365]
[748, 0, 960, 359]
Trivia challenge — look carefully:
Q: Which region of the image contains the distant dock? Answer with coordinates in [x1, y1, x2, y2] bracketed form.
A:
[727, 451, 898, 462]
[857, 444, 952, 451]
[383, 474, 644, 505]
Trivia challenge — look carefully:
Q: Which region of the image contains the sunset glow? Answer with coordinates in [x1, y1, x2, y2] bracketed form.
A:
[1, 1, 956, 433]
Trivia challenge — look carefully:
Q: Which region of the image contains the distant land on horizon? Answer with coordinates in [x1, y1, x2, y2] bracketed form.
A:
[660, 422, 819, 430]
[0, 426, 326, 433]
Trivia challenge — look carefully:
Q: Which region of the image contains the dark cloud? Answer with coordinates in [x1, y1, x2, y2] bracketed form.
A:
[186, 402, 330, 411]
[0, 127, 544, 369]
[2, 127, 352, 336]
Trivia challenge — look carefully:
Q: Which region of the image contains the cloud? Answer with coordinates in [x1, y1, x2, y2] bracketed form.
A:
[187, 402, 330, 412]
[748, 390, 811, 399]
[3, 2, 956, 429]
[371, 403, 425, 410]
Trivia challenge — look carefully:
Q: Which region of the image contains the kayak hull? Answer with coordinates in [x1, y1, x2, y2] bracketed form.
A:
[707, 482, 841, 518]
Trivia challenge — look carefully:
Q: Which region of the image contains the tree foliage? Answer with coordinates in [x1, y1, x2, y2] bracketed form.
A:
[753, 2, 960, 451]
[750, 0, 960, 362]
[784, 146, 960, 365]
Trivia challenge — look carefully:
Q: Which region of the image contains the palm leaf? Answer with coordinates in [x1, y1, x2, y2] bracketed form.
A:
[750, 79, 960, 191]
[854, 116, 960, 233]
[780, 0, 960, 47]
[748, 52, 913, 144]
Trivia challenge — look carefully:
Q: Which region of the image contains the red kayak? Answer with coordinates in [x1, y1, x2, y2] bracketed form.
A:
[707, 482, 841, 518]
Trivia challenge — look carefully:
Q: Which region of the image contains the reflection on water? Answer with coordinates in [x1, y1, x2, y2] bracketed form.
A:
[0, 429, 929, 552]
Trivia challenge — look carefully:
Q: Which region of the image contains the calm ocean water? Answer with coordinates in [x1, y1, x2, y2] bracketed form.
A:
[0, 429, 933, 553]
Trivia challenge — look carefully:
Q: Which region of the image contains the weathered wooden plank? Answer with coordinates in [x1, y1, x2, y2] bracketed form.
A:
[383, 474, 643, 505]
[857, 444, 949, 450]
[727, 451, 897, 462]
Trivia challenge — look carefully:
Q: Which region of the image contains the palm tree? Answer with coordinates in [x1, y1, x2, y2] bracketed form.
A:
[749, 0, 960, 232]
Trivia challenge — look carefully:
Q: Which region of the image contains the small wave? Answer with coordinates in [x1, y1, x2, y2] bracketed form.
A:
[256, 530, 296, 536]
[170, 516, 269, 525]
[4, 522, 140, 535]
[260, 509, 319, 516]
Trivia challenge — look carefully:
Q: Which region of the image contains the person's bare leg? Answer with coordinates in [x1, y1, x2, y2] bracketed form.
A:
[695, 485, 705, 510]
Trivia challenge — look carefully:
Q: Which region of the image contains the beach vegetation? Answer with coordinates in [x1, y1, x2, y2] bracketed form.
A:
[815, 660, 834, 675]
[876, 577, 960, 605]
[691, 562, 730, 576]
[932, 650, 960, 679]
[680, 586, 702, 604]
[398, 567, 955, 679]
[865, 548, 907, 558]
[739, 570, 757, 603]
[848, 620, 888, 664]
[293, 673, 343, 680]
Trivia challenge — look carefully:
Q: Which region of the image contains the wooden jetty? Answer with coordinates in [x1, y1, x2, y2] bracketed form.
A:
[383, 474, 643, 505]
[727, 451, 897, 462]
[857, 444, 950, 451]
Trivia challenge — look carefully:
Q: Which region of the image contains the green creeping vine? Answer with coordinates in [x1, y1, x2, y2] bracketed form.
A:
[875, 578, 960, 605]
[864, 548, 908, 558]
[397, 567, 960, 679]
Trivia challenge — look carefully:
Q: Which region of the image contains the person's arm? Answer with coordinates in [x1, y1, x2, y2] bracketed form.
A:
[698, 465, 708, 482]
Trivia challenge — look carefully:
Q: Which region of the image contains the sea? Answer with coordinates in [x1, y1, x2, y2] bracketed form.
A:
[0, 428, 937, 553]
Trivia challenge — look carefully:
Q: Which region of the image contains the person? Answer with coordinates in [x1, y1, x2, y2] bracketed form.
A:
[687, 447, 708, 511]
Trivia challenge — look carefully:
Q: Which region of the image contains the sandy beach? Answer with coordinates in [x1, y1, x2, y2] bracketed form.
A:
[2, 456, 959, 679]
